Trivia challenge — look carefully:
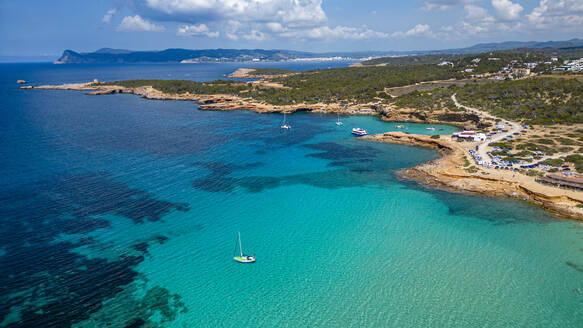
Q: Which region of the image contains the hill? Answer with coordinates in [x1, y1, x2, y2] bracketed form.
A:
[54, 48, 313, 64]
[53, 39, 583, 64]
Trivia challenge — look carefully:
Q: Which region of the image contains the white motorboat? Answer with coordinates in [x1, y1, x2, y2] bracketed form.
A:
[352, 128, 367, 136]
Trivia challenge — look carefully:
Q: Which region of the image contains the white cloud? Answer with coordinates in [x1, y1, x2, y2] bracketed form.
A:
[131, 0, 391, 41]
[265, 22, 284, 33]
[464, 5, 492, 21]
[225, 33, 239, 40]
[177, 24, 219, 37]
[138, 0, 327, 27]
[527, 0, 583, 29]
[243, 30, 267, 41]
[280, 25, 389, 40]
[117, 15, 165, 32]
[391, 24, 434, 38]
[491, 0, 523, 21]
[225, 20, 242, 40]
[102, 8, 116, 23]
[421, 0, 475, 11]
[435, 4, 515, 38]
[405, 24, 431, 36]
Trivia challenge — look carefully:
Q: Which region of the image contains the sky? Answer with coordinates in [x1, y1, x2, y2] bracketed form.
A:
[1, 0, 582, 60]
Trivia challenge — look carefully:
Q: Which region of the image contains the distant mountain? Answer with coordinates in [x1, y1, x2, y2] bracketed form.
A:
[93, 48, 133, 55]
[54, 48, 315, 64]
[54, 39, 583, 64]
[445, 39, 583, 54]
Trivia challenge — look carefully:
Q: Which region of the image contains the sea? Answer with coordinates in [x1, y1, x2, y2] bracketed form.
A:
[0, 61, 582, 328]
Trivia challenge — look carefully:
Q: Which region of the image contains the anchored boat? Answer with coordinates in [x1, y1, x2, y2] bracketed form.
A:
[352, 128, 367, 136]
[281, 113, 291, 130]
[233, 232, 255, 263]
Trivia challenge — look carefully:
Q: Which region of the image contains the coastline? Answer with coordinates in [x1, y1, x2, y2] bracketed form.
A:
[363, 132, 583, 221]
[20, 81, 485, 122]
[23, 81, 583, 220]
[22, 82, 381, 115]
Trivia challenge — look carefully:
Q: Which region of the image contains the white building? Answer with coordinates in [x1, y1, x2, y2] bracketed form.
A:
[525, 62, 538, 69]
[453, 131, 486, 141]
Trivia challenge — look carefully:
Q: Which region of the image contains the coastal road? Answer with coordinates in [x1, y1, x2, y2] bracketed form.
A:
[451, 93, 522, 162]
[452, 94, 574, 167]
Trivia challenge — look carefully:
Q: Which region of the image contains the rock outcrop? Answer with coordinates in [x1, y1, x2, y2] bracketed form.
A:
[365, 132, 583, 220]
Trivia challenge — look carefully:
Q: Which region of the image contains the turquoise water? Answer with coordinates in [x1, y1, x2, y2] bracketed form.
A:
[1, 63, 582, 328]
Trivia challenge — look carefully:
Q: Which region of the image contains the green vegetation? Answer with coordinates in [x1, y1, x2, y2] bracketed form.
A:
[390, 77, 583, 125]
[455, 78, 583, 124]
[577, 204, 583, 209]
[465, 166, 479, 173]
[563, 154, 583, 172]
[96, 57, 583, 126]
[252, 65, 462, 104]
[537, 138, 555, 145]
[525, 170, 544, 177]
[101, 64, 464, 105]
[99, 79, 249, 95]
[515, 142, 556, 155]
[491, 150, 532, 162]
[430, 135, 440, 139]
[362, 48, 583, 71]
[247, 68, 295, 76]
[555, 137, 580, 146]
[540, 158, 564, 166]
[393, 88, 458, 112]
[363, 54, 462, 66]
[489, 142, 513, 148]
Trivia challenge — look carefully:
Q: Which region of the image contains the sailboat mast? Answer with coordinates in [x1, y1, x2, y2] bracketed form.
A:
[238, 231, 243, 257]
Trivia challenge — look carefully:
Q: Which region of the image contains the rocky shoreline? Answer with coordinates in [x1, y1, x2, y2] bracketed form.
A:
[23, 81, 583, 220]
[364, 132, 583, 221]
[22, 82, 384, 115]
[21, 81, 484, 124]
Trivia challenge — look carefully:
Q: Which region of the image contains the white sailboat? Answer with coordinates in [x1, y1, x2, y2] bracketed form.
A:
[336, 113, 343, 126]
[281, 113, 291, 129]
[233, 232, 255, 263]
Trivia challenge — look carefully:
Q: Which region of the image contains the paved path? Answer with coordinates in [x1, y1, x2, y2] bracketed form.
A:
[451, 93, 521, 161]
[451, 94, 574, 167]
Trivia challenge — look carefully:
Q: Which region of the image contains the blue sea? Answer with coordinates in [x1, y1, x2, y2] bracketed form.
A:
[1, 61, 582, 328]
